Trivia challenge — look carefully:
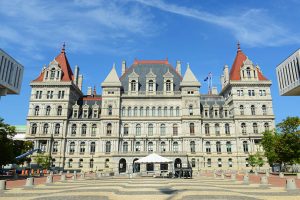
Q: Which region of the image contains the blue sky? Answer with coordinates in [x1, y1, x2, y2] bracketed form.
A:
[0, 0, 299, 125]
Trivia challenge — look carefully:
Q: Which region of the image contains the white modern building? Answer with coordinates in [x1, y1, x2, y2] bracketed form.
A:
[276, 49, 300, 96]
[0, 49, 23, 96]
[25, 44, 275, 173]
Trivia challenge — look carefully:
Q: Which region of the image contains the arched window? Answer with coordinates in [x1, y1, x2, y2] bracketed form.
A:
[191, 158, 196, 167]
[124, 124, 129, 135]
[105, 159, 109, 168]
[46, 106, 51, 116]
[152, 106, 155, 116]
[205, 141, 211, 153]
[135, 142, 141, 152]
[90, 142, 96, 153]
[240, 105, 244, 115]
[246, 67, 251, 78]
[131, 80, 136, 91]
[241, 123, 246, 134]
[146, 107, 149, 116]
[251, 105, 255, 115]
[71, 124, 77, 135]
[108, 105, 112, 115]
[107, 123, 112, 135]
[91, 124, 97, 136]
[57, 106, 62, 116]
[176, 106, 180, 116]
[218, 158, 222, 167]
[264, 122, 269, 132]
[69, 142, 75, 153]
[140, 107, 143, 116]
[134, 107, 138, 116]
[205, 124, 210, 135]
[158, 107, 162, 116]
[34, 106, 40, 116]
[226, 141, 232, 153]
[243, 141, 248, 153]
[170, 106, 174, 116]
[164, 107, 168, 116]
[148, 124, 153, 136]
[90, 159, 94, 168]
[123, 142, 128, 152]
[43, 123, 49, 134]
[148, 80, 153, 91]
[216, 141, 221, 153]
[31, 123, 37, 134]
[136, 124, 141, 136]
[160, 124, 166, 136]
[262, 105, 267, 115]
[225, 123, 230, 135]
[105, 141, 111, 153]
[121, 107, 125, 116]
[50, 68, 55, 79]
[190, 123, 195, 135]
[207, 158, 212, 167]
[190, 141, 195, 153]
[80, 142, 85, 153]
[253, 123, 258, 134]
[173, 124, 178, 136]
[215, 123, 220, 135]
[52, 142, 58, 153]
[79, 158, 83, 168]
[160, 142, 166, 152]
[166, 80, 171, 91]
[68, 159, 73, 168]
[173, 142, 178, 152]
[189, 105, 193, 116]
[54, 123, 60, 135]
[228, 158, 233, 167]
[148, 142, 153, 152]
[81, 124, 87, 135]
[128, 107, 132, 116]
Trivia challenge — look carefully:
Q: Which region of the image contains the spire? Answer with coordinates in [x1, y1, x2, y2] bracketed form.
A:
[180, 63, 200, 87]
[237, 41, 241, 52]
[101, 64, 122, 87]
[93, 86, 97, 96]
[61, 42, 66, 53]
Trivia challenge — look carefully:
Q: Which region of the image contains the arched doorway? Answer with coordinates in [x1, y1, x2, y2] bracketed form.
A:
[119, 158, 126, 173]
[174, 158, 182, 169]
[133, 158, 140, 173]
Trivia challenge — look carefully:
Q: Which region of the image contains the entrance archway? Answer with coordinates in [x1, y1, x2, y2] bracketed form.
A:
[119, 158, 126, 173]
[174, 158, 182, 169]
[133, 158, 140, 173]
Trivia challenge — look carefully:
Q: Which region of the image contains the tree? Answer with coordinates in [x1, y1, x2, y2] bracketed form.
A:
[35, 153, 51, 169]
[261, 130, 279, 164]
[248, 152, 265, 171]
[13, 140, 34, 165]
[0, 118, 16, 168]
[248, 154, 257, 170]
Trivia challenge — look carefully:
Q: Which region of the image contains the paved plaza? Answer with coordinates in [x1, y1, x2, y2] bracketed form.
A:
[0, 173, 299, 200]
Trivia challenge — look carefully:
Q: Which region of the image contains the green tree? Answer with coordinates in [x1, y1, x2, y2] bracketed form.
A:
[261, 130, 279, 164]
[35, 153, 51, 169]
[248, 154, 257, 170]
[0, 118, 16, 168]
[13, 140, 34, 165]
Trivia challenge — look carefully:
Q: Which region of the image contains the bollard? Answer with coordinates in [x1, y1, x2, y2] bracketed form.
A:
[46, 176, 53, 184]
[25, 177, 34, 188]
[221, 173, 225, 179]
[296, 173, 300, 180]
[265, 171, 270, 177]
[260, 176, 268, 185]
[231, 174, 236, 181]
[279, 172, 284, 178]
[286, 179, 297, 190]
[60, 174, 66, 182]
[0, 180, 6, 191]
[73, 172, 77, 180]
[80, 173, 85, 179]
[59, 171, 63, 175]
[50, 171, 53, 176]
[67, 170, 70, 174]
[243, 175, 249, 184]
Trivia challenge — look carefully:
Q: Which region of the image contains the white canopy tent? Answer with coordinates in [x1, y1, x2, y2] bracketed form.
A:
[135, 153, 173, 164]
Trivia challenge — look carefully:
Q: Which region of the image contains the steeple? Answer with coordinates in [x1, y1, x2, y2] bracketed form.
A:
[101, 64, 121, 87]
[180, 63, 200, 87]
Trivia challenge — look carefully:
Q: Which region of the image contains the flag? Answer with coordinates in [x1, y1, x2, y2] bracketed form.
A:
[204, 72, 212, 81]
[204, 77, 208, 81]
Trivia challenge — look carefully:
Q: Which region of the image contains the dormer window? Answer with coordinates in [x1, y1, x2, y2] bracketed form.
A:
[131, 80, 137, 91]
[83, 109, 88, 118]
[166, 80, 171, 91]
[246, 67, 251, 78]
[149, 80, 154, 91]
[73, 110, 78, 118]
[50, 68, 55, 80]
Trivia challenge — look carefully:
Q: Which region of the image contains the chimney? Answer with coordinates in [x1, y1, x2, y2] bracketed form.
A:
[87, 87, 92, 95]
[220, 75, 224, 89]
[223, 65, 229, 83]
[74, 65, 79, 86]
[122, 60, 126, 75]
[78, 74, 83, 91]
[211, 87, 218, 95]
[176, 60, 181, 75]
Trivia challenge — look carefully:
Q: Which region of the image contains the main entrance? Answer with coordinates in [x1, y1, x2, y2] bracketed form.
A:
[119, 158, 126, 173]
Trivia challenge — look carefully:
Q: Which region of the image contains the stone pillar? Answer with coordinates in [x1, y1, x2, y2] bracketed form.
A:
[60, 174, 66, 182]
[286, 179, 297, 190]
[25, 177, 34, 188]
[243, 175, 249, 184]
[0, 180, 6, 191]
[279, 172, 284, 178]
[46, 176, 53, 184]
[260, 176, 268, 185]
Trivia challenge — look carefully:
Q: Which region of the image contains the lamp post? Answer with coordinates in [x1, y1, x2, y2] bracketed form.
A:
[197, 158, 200, 172]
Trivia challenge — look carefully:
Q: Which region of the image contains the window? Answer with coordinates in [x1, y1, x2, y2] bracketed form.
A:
[79, 159, 83, 168]
[170, 106, 174, 116]
[248, 90, 255, 96]
[225, 123, 230, 135]
[240, 105, 244, 115]
[148, 142, 153, 152]
[73, 110, 78, 118]
[52, 142, 58, 153]
[163, 107, 168, 116]
[160, 124, 166, 136]
[134, 107, 138, 116]
[253, 123, 258, 134]
[81, 124, 87, 135]
[92, 124, 97, 136]
[108, 105, 112, 115]
[35, 91, 42, 99]
[237, 89, 244, 96]
[262, 105, 267, 115]
[71, 124, 77, 135]
[146, 107, 149, 116]
[189, 105, 193, 116]
[148, 80, 153, 91]
[43, 123, 49, 134]
[68, 159, 73, 168]
[105, 141, 111, 153]
[131, 80, 136, 91]
[128, 107, 132, 116]
[148, 124, 153, 136]
[124, 124, 129, 135]
[135, 142, 141, 152]
[173, 124, 178, 136]
[205, 142, 211, 153]
[205, 110, 208, 117]
[241, 123, 246, 134]
[31, 124, 37, 134]
[226, 141, 232, 153]
[259, 90, 266, 96]
[80, 142, 85, 154]
[166, 80, 171, 91]
[57, 106, 62, 116]
[205, 124, 210, 135]
[107, 123, 112, 135]
[90, 142, 96, 153]
[243, 141, 248, 153]
[173, 142, 178, 153]
[224, 110, 228, 117]
[264, 122, 269, 132]
[218, 158, 222, 167]
[136, 124, 141, 136]
[214, 110, 218, 117]
[190, 141, 195, 153]
[246, 67, 251, 78]
[140, 107, 143, 116]
[245, 158, 249, 167]
[152, 107, 155, 116]
[176, 106, 180, 116]
[207, 158, 211, 167]
[191, 158, 196, 168]
[83, 109, 88, 118]
[34, 106, 40, 116]
[160, 142, 166, 152]
[158, 107, 162, 116]
[50, 68, 55, 79]
[190, 123, 195, 135]
[123, 142, 128, 152]
[69, 142, 75, 153]
[215, 123, 220, 136]
[54, 123, 60, 135]
[251, 105, 255, 115]
[90, 159, 94, 168]
[47, 91, 53, 99]
[228, 158, 233, 167]
[121, 107, 125, 116]
[58, 91, 65, 99]
[105, 159, 109, 168]
[216, 141, 221, 153]
[46, 106, 51, 116]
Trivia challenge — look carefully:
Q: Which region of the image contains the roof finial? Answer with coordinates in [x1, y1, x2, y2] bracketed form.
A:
[93, 86, 96, 96]
[61, 42, 66, 53]
[237, 41, 241, 52]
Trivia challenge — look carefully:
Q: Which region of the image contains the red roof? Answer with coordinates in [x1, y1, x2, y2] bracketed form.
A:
[82, 96, 102, 101]
[133, 59, 169, 65]
[33, 45, 74, 82]
[229, 46, 268, 81]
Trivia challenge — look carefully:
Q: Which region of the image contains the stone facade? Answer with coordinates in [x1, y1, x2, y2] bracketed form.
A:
[26, 45, 275, 173]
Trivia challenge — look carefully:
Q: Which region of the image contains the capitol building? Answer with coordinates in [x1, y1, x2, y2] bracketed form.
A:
[26, 44, 275, 173]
